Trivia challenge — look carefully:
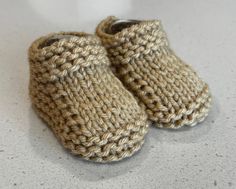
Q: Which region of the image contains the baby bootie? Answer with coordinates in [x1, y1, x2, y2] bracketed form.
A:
[28, 32, 149, 162]
[96, 16, 212, 129]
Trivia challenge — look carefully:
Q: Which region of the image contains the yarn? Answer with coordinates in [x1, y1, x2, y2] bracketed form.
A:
[28, 32, 149, 162]
[96, 16, 212, 129]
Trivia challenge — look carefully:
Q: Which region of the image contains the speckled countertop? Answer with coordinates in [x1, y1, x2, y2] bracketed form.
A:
[0, 0, 236, 188]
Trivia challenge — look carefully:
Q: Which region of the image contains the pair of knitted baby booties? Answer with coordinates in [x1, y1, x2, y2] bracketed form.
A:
[29, 16, 212, 163]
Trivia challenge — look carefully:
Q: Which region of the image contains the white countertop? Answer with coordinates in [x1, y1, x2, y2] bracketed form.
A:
[0, 0, 236, 188]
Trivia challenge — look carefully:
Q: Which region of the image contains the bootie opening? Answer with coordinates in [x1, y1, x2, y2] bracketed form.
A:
[37, 32, 94, 49]
[39, 34, 76, 48]
[29, 32, 102, 58]
[108, 19, 141, 34]
[96, 16, 165, 46]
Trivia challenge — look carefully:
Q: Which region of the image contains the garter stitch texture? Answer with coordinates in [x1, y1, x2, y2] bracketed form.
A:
[96, 16, 212, 129]
[28, 32, 149, 162]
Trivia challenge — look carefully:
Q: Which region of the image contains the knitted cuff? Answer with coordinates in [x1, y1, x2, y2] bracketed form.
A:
[29, 32, 110, 82]
[96, 16, 169, 64]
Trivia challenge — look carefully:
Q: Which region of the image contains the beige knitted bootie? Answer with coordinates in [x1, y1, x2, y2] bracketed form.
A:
[28, 32, 149, 162]
[96, 16, 212, 129]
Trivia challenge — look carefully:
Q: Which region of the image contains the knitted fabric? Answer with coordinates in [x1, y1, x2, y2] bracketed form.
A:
[96, 16, 212, 129]
[28, 32, 149, 162]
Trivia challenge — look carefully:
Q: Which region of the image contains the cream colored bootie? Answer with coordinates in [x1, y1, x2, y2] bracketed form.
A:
[96, 16, 212, 129]
[28, 32, 149, 162]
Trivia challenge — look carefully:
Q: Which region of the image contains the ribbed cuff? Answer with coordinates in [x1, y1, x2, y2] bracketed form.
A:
[29, 32, 110, 82]
[96, 16, 169, 64]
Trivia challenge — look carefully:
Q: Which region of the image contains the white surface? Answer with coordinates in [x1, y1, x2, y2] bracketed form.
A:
[0, 0, 236, 188]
